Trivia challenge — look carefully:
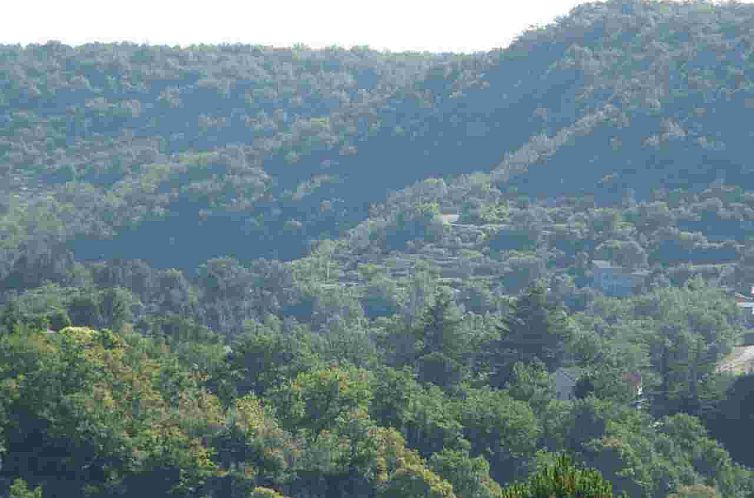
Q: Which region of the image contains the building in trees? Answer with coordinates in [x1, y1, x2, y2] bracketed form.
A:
[554, 367, 581, 401]
[590, 260, 648, 297]
[735, 288, 754, 318]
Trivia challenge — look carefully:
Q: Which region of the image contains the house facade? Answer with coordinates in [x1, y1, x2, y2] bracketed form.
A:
[591, 260, 648, 297]
[554, 367, 580, 401]
[735, 289, 754, 318]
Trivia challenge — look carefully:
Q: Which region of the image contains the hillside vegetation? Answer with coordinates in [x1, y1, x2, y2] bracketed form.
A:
[4, 0, 754, 497]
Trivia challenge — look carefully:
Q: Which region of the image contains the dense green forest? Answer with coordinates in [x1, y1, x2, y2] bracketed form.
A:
[4, 0, 754, 496]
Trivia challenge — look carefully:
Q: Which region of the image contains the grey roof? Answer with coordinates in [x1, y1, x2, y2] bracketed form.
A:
[592, 260, 620, 269]
[592, 260, 649, 278]
[555, 367, 582, 382]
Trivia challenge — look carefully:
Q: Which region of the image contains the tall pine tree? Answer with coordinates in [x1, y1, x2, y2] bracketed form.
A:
[490, 283, 571, 387]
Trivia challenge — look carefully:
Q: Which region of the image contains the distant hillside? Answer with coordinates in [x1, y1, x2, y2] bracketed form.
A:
[3, 0, 754, 285]
[1, 43, 469, 269]
[492, 0, 754, 202]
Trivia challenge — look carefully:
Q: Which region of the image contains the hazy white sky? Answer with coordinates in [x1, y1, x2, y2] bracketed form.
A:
[1, 0, 603, 53]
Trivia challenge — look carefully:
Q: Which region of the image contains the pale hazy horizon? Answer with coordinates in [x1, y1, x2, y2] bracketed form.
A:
[2, 0, 607, 54]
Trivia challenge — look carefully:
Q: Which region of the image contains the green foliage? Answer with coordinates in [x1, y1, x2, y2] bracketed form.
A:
[459, 388, 541, 484]
[429, 449, 503, 498]
[249, 488, 289, 498]
[273, 366, 373, 437]
[500, 454, 616, 498]
[6, 4, 754, 497]
[7, 479, 42, 498]
[371, 366, 466, 456]
[407, 287, 471, 389]
[582, 280, 743, 416]
[0, 283, 752, 498]
[0, 326, 223, 496]
[215, 394, 294, 487]
[416, 287, 467, 362]
[504, 360, 555, 414]
[377, 466, 456, 498]
[230, 319, 321, 396]
[490, 284, 571, 386]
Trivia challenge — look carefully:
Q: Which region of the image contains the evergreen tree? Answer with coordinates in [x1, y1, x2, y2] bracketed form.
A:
[490, 283, 570, 387]
[414, 287, 466, 388]
[500, 454, 618, 498]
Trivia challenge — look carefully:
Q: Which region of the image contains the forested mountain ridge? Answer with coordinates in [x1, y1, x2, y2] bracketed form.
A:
[491, 0, 754, 201]
[4, 0, 754, 497]
[0, 43, 473, 268]
[4, 0, 754, 275]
